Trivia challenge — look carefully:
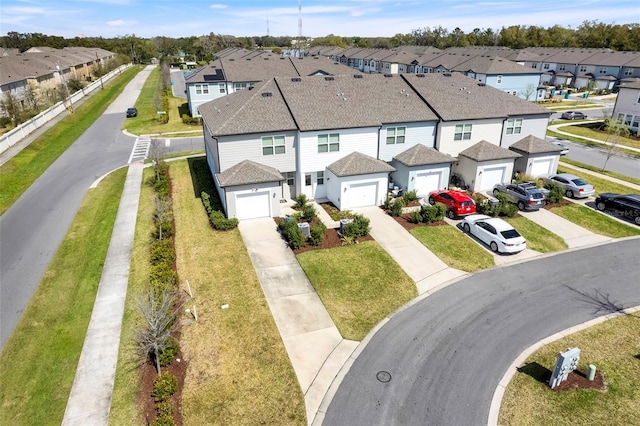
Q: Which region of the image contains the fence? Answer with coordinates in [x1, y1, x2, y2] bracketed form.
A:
[0, 63, 133, 155]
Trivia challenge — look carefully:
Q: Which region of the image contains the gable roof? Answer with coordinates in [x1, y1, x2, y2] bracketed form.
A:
[453, 55, 540, 75]
[216, 160, 284, 187]
[458, 140, 521, 161]
[393, 144, 456, 166]
[509, 135, 564, 154]
[327, 152, 395, 177]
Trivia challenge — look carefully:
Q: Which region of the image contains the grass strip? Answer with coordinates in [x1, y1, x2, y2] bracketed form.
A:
[297, 241, 417, 341]
[0, 66, 142, 215]
[556, 123, 640, 150]
[503, 216, 568, 253]
[410, 225, 494, 272]
[559, 158, 640, 187]
[546, 130, 640, 159]
[550, 203, 640, 238]
[0, 167, 127, 425]
[170, 158, 305, 425]
[556, 167, 638, 195]
[499, 313, 640, 425]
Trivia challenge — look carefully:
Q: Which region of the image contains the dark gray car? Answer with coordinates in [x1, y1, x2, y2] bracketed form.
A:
[493, 182, 546, 211]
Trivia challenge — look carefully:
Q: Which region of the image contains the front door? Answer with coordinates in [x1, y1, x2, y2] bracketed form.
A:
[282, 172, 296, 200]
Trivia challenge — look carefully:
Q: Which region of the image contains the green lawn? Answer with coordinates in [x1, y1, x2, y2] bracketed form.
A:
[0, 167, 127, 425]
[550, 203, 640, 238]
[503, 216, 568, 253]
[556, 122, 640, 150]
[500, 313, 640, 425]
[558, 159, 640, 187]
[556, 167, 638, 195]
[0, 66, 141, 215]
[297, 241, 417, 341]
[410, 224, 495, 272]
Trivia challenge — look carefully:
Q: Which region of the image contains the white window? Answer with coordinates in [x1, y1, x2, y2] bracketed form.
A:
[284, 171, 295, 186]
[385, 63, 390, 69]
[219, 83, 226, 94]
[559, 64, 566, 71]
[195, 84, 209, 95]
[454, 123, 472, 141]
[262, 135, 285, 156]
[599, 67, 606, 74]
[579, 66, 587, 72]
[317, 171, 324, 185]
[543, 63, 550, 70]
[496, 75, 503, 84]
[234, 82, 248, 91]
[531, 63, 537, 69]
[318, 133, 339, 153]
[506, 118, 523, 135]
[386, 127, 406, 144]
[624, 68, 633, 76]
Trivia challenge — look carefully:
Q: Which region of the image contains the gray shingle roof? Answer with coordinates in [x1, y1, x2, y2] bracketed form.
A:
[327, 152, 395, 177]
[216, 160, 284, 187]
[458, 140, 521, 161]
[618, 77, 640, 89]
[509, 135, 563, 154]
[393, 144, 456, 166]
[453, 55, 540, 75]
[402, 73, 550, 121]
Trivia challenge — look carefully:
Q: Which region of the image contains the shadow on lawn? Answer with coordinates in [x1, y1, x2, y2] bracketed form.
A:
[517, 362, 552, 384]
[186, 156, 214, 199]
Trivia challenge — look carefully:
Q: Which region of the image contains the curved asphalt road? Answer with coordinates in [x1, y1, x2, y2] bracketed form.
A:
[323, 238, 640, 425]
[0, 66, 154, 347]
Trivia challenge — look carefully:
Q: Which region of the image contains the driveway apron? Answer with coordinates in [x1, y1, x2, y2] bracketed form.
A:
[354, 206, 467, 294]
[238, 218, 358, 425]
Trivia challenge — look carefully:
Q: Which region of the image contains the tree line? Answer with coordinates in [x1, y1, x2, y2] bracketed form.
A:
[1, 20, 639, 63]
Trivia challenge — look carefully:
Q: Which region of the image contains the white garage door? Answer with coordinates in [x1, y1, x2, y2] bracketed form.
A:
[480, 166, 506, 190]
[530, 158, 552, 177]
[414, 171, 442, 196]
[235, 191, 270, 220]
[348, 182, 377, 208]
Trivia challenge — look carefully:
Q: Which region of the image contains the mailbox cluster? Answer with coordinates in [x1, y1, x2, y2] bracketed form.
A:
[549, 347, 580, 389]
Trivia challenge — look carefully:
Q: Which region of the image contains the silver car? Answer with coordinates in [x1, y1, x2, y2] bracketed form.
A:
[545, 173, 595, 198]
[493, 182, 546, 211]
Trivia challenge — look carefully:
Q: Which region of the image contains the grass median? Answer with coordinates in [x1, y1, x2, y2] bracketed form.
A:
[297, 241, 417, 341]
[0, 167, 127, 425]
[0, 66, 142, 216]
[503, 216, 568, 253]
[550, 203, 640, 238]
[499, 312, 640, 425]
[558, 160, 640, 187]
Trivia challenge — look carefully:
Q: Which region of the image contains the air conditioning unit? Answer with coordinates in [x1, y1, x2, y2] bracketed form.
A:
[339, 218, 353, 234]
[297, 222, 310, 238]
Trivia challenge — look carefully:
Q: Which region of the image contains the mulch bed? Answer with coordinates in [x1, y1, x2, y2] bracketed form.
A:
[543, 198, 573, 210]
[551, 369, 608, 392]
[389, 212, 449, 231]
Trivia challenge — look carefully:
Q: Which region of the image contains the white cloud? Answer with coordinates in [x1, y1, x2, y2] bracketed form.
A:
[209, 3, 227, 9]
[106, 19, 137, 27]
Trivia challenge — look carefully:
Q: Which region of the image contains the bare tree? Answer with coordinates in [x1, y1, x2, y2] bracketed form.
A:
[135, 289, 179, 374]
[148, 139, 166, 180]
[519, 82, 537, 101]
[601, 116, 630, 172]
[153, 195, 173, 240]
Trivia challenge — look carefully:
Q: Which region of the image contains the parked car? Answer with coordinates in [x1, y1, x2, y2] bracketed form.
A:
[493, 182, 546, 211]
[550, 140, 569, 155]
[561, 111, 587, 120]
[126, 107, 138, 117]
[428, 190, 476, 218]
[461, 214, 527, 253]
[595, 193, 640, 225]
[545, 173, 595, 198]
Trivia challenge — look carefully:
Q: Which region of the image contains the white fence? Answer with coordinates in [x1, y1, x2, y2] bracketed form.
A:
[0, 63, 133, 155]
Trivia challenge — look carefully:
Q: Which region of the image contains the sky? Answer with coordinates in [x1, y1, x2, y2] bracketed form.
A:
[1, 0, 638, 40]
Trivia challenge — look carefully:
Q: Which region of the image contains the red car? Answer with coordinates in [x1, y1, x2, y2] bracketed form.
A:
[428, 190, 476, 219]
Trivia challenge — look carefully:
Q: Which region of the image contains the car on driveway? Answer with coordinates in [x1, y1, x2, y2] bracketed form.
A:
[493, 182, 546, 211]
[595, 193, 640, 225]
[561, 111, 587, 120]
[126, 107, 138, 117]
[428, 190, 476, 218]
[545, 173, 595, 198]
[461, 214, 527, 253]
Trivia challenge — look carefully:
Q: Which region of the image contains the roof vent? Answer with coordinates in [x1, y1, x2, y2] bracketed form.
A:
[262, 92, 272, 97]
[417, 74, 425, 77]
[384, 74, 392, 77]
[291, 77, 301, 82]
[478, 82, 486, 86]
[246, 58, 251, 61]
[353, 74, 363, 78]
[229, 59, 234, 61]
[443, 72, 452, 77]
[264, 57, 269, 60]
[324, 76, 334, 81]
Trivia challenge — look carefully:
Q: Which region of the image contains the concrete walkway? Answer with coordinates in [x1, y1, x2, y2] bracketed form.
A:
[62, 162, 143, 425]
[548, 121, 640, 154]
[237, 219, 358, 425]
[519, 208, 611, 248]
[354, 206, 467, 295]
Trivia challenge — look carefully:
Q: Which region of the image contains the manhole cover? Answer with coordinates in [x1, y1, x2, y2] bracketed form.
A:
[376, 371, 391, 383]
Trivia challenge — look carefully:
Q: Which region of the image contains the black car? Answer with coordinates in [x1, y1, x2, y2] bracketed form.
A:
[126, 107, 138, 118]
[595, 193, 640, 225]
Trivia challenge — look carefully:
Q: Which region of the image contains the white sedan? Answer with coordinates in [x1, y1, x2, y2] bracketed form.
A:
[461, 214, 527, 254]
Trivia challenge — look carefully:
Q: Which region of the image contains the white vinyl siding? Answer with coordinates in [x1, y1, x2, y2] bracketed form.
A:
[501, 115, 550, 148]
[219, 83, 226, 93]
[195, 84, 209, 94]
[216, 132, 297, 172]
[437, 119, 503, 157]
[378, 122, 436, 162]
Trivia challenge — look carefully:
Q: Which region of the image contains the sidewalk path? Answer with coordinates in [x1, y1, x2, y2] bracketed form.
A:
[354, 206, 467, 295]
[548, 121, 640, 154]
[62, 162, 143, 426]
[559, 161, 640, 191]
[238, 219, 358, 425]
[520, 208, 611, 249]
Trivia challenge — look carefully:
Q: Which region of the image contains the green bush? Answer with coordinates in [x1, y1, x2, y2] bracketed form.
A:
[382, 193, 393, 210]
[302, 203, 316, 222]
[343, 214, 370, 238]
[151, 415, 175, 426]
[403, 190, 418, 203]
[152, 372, 177, 402]
[156, 400, 173, 418]
[159, 339, 178, 367]
[154, 176, 170, 198]
[209, 211, 239, 230]
[201, 191, 213, 214]
[309, 222, 326, 246]
[434, 202, 446, 220]
[295, 194, 308, 209]
[474, 195, 491, 215]
[150, 263, 178, 288]
[390, 197, 405, 217]
[544, 181, 564, 204]
[153, 220, 173, 239]
[493, 193, 518, 217]
[278, 218, 305, 249]
[420, 202, 446, 223]
[408, 210, 423, 224]
[181, 114, 201, 125]
[150, 239, 176, 266]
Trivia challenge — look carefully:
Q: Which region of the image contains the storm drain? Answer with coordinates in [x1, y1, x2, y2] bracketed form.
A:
[376, 371, 391, 383]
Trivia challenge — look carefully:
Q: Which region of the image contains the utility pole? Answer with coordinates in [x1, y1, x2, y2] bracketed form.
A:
[55, 61, 74, 114]
[95, 52, 104, 90]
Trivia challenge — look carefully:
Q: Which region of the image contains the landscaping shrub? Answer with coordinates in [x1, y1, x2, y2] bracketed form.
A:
[492, 193, 518, 217]
[390, 197, 405, 217]
[403, 189, 418, 203]
[309, 222, 326, 246]
[150, 263, 178, 289]
[382, 193, 393, 210]
[156, 401, 173, 418]
[544, 181, 564, 204]
[150, 239, 176, 266]
[209, 210, 239, 231]
[302, 203, 316, 222]
[153, 220, 173, 240]
[342, 214, 370, 238]
[295, 194, 308, 209]
[152, 372, 178, 402]
[420, 203, 446, 223]
[158, 338, 178, 367]
[154, 175, 170, 199]
[151, 415, 175, 426]
[408, 210, 423, 224]
[434, 202, 446, 220]
[181, 114, 201, 125]
[474, 195, 491, 215]
[278, 217, 305, 249]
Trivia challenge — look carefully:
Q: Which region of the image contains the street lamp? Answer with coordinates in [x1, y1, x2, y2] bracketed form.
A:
[55, 62, 74, 114]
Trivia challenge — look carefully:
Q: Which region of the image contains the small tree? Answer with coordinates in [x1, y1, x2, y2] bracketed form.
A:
[519, 82, 537, 101]
[601, 116, 630, 172]
[153, 195, 173, 240]
[135, 289, 179, 374]
[149, 139, 167, 181]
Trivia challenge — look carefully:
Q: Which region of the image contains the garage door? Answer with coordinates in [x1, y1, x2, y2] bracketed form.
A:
[348, 182, 377, 208]
[530, 158, 552, 177]
[235, 191, 270, 220]
[414, 171, 442, 196]
[480, 166, 506, 190]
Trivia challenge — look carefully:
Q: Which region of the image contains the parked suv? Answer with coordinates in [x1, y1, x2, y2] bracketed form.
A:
[427, 190, 476, 219]
[493, 182, 546, 211]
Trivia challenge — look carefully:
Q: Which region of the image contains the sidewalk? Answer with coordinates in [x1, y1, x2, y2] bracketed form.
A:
[548, 122, 640, 154]
[237, 219, 358, 425]
[62, 162, 143, 425]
